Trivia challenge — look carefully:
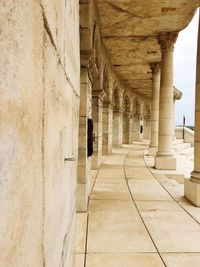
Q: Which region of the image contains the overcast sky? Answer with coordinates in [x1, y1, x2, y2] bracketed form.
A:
[174, 9, 199, 126]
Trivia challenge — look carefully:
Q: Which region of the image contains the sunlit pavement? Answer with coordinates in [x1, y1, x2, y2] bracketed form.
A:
[76, 142, 200, 267]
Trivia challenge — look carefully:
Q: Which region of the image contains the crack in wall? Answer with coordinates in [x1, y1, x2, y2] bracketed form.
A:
[40, 2, 79, 97]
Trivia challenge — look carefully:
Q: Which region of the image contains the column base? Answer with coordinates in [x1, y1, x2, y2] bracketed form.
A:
[155, 155, 176, 170]
[148, 146, 158, 156]
[184, 178, 200, 207]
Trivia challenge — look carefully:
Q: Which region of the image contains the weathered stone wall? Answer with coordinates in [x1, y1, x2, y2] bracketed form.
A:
[0, 1, 80, 266]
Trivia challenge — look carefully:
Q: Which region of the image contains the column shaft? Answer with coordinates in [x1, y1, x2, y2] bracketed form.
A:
[155, 32, 178, 170]
[149, 63, 160, 155]
[185, 12, 200, 206]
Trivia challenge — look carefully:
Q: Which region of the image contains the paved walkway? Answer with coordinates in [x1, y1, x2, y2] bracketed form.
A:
[76, 143, 200, 267]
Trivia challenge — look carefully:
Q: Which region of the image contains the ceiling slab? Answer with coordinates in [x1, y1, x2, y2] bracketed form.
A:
[96, 0, 199, 98]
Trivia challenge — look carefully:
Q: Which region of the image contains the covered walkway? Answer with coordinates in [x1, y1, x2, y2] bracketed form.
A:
[76, 142, 200, 267]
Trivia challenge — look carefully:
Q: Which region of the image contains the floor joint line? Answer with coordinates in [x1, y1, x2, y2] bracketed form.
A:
[143, 151, 200, 227]
[123, 148, 167, 267]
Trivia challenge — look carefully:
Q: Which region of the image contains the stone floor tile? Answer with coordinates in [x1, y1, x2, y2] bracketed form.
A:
[97, 165, 124, 179]
[99, 163, 124, 170]
[136, 201, 200, 252]
[86, 253, 164, 267]
[179, 199, 200, 223]
[76, 213, 88, 253]
[125, 166, 154, 179]
[125, 158, 146, 167]
[76, 254, 85, 267]
[103, 155, 125, 165]
[128, 179, 173, 201]
[161, 253, 200, 267]
[87, 200, 156, 253]
[157, 176, 185, 202]
[91, 178, 131, 200]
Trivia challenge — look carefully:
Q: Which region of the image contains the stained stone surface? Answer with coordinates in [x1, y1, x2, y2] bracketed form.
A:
[95, 0, 199, 97]
[0, 1, 80, 266]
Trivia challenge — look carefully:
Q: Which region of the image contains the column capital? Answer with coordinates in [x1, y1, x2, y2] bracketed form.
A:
[158, 32, 178, 52]
[150, 63, 160, 75]
[103, 101, 114, 109]
[92, 89, 106, 101]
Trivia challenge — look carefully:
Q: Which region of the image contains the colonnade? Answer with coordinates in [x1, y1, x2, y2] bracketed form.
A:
[147, 17, 200, 206]
[78, 1, 200, 212]
[77, 74, 151, 211]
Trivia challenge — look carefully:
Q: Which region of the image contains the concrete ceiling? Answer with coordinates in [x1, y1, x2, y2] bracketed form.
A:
[96, 0, 200, 98]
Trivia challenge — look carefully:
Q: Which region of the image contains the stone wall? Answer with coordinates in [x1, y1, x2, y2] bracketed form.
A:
[0, 1, 80, 266]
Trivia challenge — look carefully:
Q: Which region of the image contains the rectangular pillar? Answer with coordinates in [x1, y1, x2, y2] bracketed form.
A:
[77, 68, 92, 212]
[91, 91, 104, 169]
[102, 104, 113, 155]
[112, 110, 123, 147]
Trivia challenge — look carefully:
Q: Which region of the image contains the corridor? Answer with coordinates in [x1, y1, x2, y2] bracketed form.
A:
[76, 143, 200, 267]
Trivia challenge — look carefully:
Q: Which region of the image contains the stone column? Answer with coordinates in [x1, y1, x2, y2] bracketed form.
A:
[185, 13, 200, 206]
[91, 90, 105, 169]
[149, 63, 160, 155]
[102, 102, 113, 155]
[155, 32, 178, 170]
[112, 109, 123, 147]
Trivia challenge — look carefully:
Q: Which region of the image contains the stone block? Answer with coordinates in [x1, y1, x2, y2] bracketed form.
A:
[80, 28, 92, 51]
[184, 179, 200, 207]
[155, 156, 176, 170]
[77, 184, 89, 212]
[0, 1, 44, 266]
